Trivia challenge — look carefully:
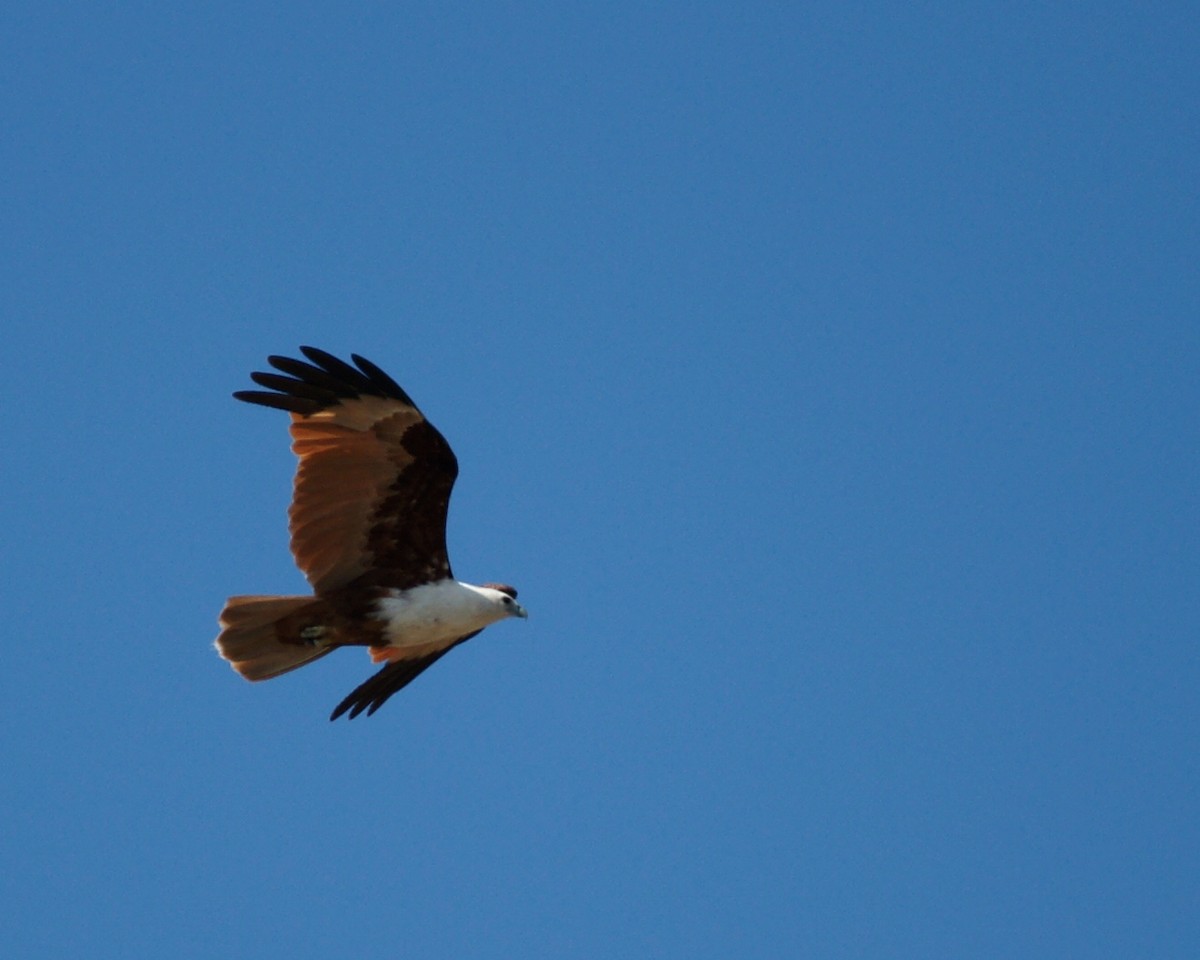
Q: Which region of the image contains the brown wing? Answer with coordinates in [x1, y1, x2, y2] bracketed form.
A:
[328, 631, 481, 721]
[234, 346, 459, 594]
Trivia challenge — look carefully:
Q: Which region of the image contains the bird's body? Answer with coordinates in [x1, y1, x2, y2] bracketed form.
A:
[371, 580, 522, 657]
[214, 347, 526, 720]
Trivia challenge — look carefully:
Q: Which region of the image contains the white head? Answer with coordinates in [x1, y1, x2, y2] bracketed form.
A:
[478, 582, 528, 620]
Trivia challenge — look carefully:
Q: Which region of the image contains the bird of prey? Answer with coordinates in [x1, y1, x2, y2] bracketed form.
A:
[214, 346, 527, 720]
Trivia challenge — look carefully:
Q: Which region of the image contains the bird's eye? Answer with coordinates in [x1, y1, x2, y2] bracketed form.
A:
[502, 596, 512, 605]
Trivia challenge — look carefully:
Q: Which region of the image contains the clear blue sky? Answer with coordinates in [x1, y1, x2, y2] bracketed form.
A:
[2, 2, 1196, 957]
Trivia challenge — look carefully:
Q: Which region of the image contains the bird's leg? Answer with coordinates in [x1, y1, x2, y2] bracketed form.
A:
[299, 625, 329, 647]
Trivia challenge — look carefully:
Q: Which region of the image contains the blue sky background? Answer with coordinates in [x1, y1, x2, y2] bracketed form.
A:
[2, 2, 1196, 957]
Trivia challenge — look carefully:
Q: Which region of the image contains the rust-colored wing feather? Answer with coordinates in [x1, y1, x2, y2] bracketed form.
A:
[234, 347, 459, 594]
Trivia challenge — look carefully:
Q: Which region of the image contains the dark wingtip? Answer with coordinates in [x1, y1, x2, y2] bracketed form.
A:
[299, 346, 383, 396]
[238, 347, 418, 417]
[265, 355, 358, 397]
[351, 353, 416, 407]
[329, 682, 380, 720]
[328, 645, 464, 720]
[329, 691, 377, 721]
[329, 694, 373, 721]
[233, 390, 323, 415]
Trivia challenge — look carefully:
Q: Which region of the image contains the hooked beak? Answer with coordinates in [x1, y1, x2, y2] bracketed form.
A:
[513, 603, 529, 620]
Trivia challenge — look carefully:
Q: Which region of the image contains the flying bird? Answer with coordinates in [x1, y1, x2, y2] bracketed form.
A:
[214, 346, 527, 720]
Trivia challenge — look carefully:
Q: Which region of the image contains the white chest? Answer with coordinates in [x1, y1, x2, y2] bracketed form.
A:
[372, 580, 505, 648]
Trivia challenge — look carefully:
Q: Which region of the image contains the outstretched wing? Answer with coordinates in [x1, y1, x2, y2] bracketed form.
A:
[329, 632, 480, 720]
[235, 346, 459, 594]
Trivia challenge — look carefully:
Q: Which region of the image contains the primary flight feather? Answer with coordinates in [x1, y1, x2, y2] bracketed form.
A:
[214, 346, 527, 720]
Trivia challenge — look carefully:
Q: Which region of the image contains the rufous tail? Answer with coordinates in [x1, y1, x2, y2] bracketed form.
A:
[215, 595, 335, 681]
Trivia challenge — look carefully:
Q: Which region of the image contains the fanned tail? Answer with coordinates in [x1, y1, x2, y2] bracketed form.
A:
[215, 595, 335, 681]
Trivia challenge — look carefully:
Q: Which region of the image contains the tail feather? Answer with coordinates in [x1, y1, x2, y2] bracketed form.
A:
[215, 595, 334, 681]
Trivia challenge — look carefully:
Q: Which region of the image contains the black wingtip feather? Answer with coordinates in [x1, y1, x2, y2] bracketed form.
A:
[328, 644, 465, 721]
[249, 371, 340, 403]
[266, 355, 359, 397]
[298, 346, 383, 396]
[233, 390, 323, 415]
[351, 353, 416, 407]
[237, 348, 418, 418]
